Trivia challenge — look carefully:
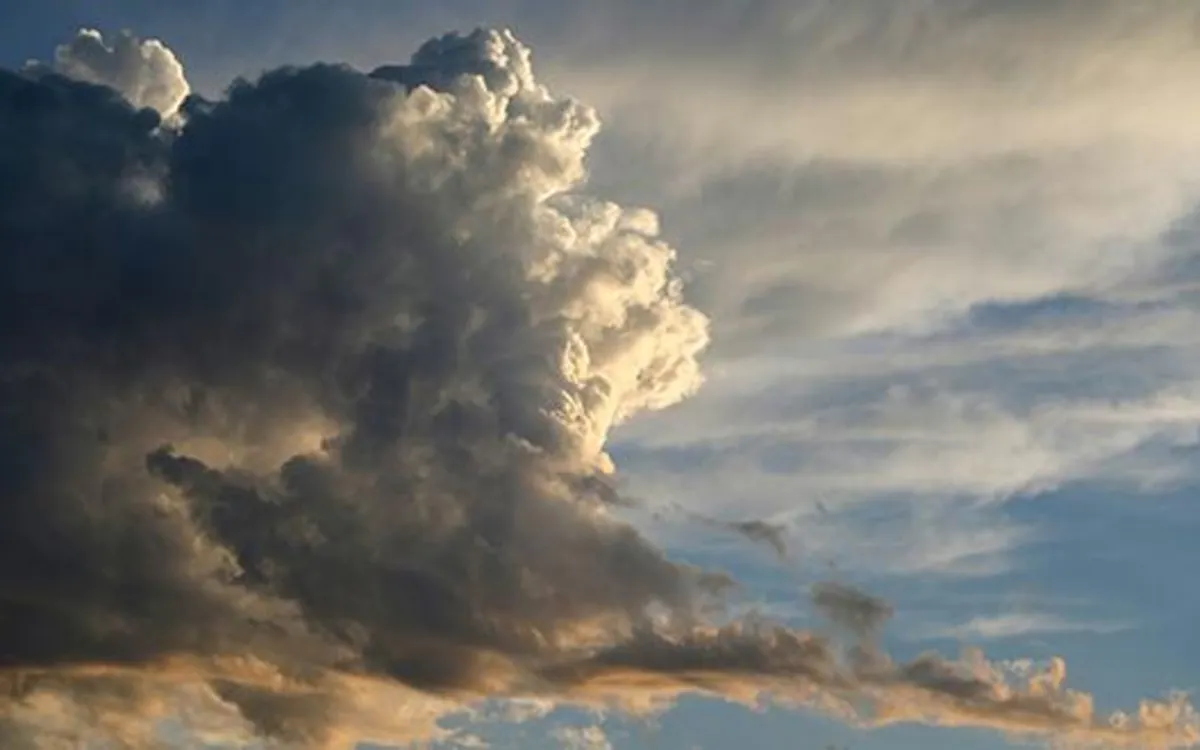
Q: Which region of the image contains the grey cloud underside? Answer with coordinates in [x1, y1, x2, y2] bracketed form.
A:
[0, 26, 1196, 750]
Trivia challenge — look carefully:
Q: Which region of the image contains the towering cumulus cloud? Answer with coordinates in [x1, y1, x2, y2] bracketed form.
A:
[0, 27, 1194, 749]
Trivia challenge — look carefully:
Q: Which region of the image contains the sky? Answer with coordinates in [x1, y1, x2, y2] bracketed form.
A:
[1, 2, 1199, 749]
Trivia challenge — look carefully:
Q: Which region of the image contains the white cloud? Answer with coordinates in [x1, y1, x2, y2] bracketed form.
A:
[552, 724, 614, 750]
[40, 29, 190, 116]
[515, 1, 1200, 348]
[619, 379, 1200, 504]
[612, 338, 1200, 578]
[929, 613, 1131, 641]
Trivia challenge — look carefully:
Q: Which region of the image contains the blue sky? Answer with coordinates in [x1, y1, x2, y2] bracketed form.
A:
[4, 2, 1200, 749]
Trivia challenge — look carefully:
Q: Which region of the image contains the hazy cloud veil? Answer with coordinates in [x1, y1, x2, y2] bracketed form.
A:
[0, 26, 1194, 750]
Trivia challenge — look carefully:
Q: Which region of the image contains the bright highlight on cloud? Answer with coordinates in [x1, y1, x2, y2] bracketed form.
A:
[26, 28, 190, 116]
[0, 26, 1194, 750]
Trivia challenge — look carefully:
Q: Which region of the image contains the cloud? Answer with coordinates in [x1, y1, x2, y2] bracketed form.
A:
[527, 2, 1200, 587]
[0, 24, 1195, 750]
[611, 369, 1200, 586]
[552, 724, 614, 750]
[931, 613, 1130, 641]
[547, 1, 1200, 164]
[27, 28, 190, 117]
[537, 587, 1197, 750]
[517, 0, 1200, 349]
[624, 381, 1200, 502]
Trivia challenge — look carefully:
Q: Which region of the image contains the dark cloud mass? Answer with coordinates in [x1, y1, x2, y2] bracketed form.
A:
[0, 27, 1194, 750]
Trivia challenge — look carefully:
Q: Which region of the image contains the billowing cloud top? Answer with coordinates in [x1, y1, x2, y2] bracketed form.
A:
[0, 26, 1194, 750]
[28, 29, 190, 117]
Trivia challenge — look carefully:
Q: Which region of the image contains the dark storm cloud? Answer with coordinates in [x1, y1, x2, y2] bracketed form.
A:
[0, 27, 1194, 750]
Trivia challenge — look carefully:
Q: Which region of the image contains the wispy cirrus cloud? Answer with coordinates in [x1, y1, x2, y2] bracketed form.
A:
[929, 613, 1132, 642]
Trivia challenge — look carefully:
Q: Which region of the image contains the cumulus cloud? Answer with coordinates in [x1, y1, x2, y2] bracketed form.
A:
[28, 28, 190, 116]
[0, 25, 1195, 750]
